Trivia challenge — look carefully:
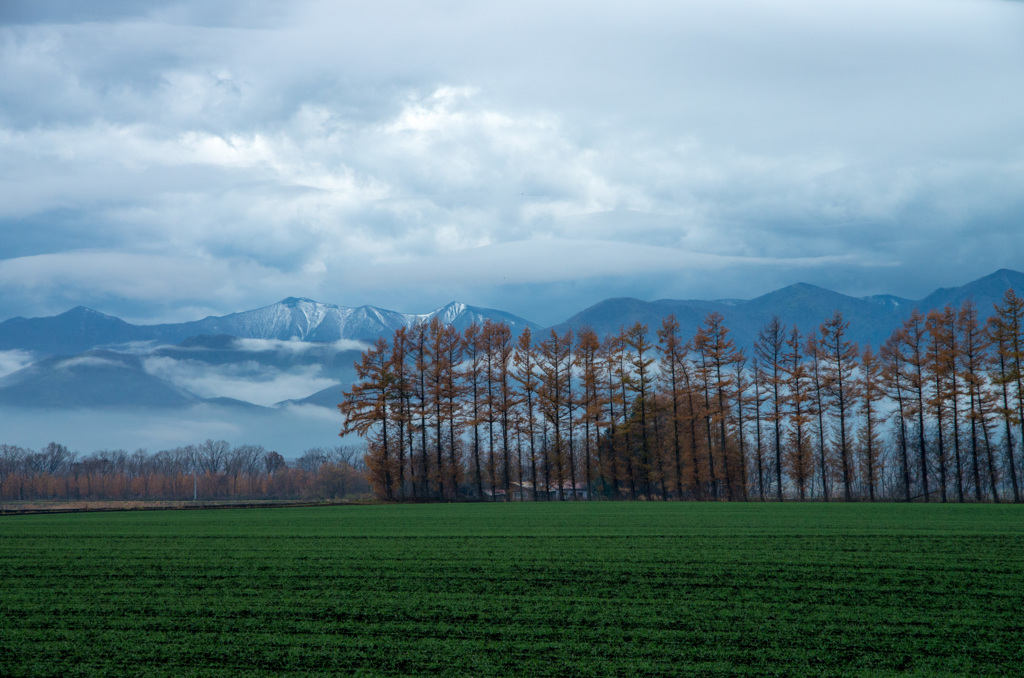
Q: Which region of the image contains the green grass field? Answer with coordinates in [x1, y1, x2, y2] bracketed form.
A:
[2, 503, 1022, 677]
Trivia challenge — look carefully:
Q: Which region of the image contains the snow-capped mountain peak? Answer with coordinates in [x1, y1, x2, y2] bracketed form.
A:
[430, 301, 468, 325]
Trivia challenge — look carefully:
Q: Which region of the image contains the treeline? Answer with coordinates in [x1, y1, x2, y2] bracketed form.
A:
[341, 289, 1024, 503]
[0, 442, 370, 502]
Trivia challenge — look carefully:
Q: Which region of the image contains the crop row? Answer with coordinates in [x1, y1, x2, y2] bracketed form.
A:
[2, 504, 1023, 676]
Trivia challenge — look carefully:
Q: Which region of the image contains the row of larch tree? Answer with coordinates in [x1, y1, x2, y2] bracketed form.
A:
[342, 290, 1024, 503]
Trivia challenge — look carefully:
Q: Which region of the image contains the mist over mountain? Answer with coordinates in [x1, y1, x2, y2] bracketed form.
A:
[0, 351, 200, 409]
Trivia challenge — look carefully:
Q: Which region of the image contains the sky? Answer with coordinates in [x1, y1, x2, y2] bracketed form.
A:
[1, 0, 1023, 327]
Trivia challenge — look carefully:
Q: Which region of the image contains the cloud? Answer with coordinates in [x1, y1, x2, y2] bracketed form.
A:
[281, 402, 341, 423]
[337, 238, 860, 290]
[142, 356, 338, 407]
[0, 1, 172, 25]
[57, 356, 124, 370]
[1, 0, 1023, 324]
[0, 350, 34, 379]
[0, 251, 298, 312]
[232, 338, 369, 354]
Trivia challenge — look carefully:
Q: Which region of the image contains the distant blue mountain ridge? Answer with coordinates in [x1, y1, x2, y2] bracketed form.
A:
[0, 298, 539, 356]
[553, 268, 1024, 351]
[1, 269, 1023, 412]
[2, 270, 1024, 357]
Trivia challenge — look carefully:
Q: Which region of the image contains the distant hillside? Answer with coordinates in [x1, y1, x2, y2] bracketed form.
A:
[0, 307, 155, 356]
[0, 351, 200, 408]
[554, 269, 1024, 349]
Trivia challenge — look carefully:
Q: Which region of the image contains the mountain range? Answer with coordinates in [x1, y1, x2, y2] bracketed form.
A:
[6, 269, 1024, 363]
[1, 269, 1023, 454]
[0, 298, 539, 357]
[555, 268, 1024, 350]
